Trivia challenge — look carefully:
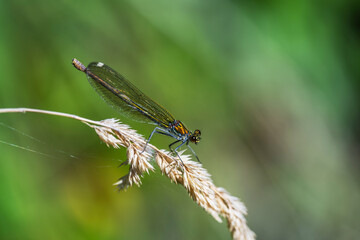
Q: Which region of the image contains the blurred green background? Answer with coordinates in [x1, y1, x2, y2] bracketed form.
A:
[0, 0, 359, 239]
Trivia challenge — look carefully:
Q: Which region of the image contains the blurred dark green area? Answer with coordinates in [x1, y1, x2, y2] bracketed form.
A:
[0, 0, 359, 239]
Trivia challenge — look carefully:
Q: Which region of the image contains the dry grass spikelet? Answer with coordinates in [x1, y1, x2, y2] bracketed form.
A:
[0, 108, 255, 240]
[87, 119, 154, 190]
[89, 119, 256, 240]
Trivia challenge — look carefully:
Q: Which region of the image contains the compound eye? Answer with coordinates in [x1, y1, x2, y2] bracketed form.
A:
[194, 129, 201, 136]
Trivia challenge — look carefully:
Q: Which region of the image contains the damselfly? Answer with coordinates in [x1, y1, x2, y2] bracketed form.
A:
[72, 58, 201, 163]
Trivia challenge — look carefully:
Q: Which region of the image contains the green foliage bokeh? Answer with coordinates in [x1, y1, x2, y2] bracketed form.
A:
[0, 0, 359, 239]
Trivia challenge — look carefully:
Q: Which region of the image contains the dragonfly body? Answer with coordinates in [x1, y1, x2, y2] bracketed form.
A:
[72, 58, 201, 163]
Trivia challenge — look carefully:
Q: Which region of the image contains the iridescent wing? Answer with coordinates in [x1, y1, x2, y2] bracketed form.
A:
[85, 62, 175, 128]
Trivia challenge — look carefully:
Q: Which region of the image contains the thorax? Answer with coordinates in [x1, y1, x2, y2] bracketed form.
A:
[168, 120, 189, 140]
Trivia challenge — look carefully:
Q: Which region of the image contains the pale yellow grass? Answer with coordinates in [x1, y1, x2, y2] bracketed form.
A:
[0, 108, 255, 240]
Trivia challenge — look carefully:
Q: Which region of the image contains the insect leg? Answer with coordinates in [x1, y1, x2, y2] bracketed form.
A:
[186, 143, 201, 163]
[169, 140, 181, 153]
[141, 127, 178, 153]
[141, 127, 165, 153]
[169, 140, 187, 165]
